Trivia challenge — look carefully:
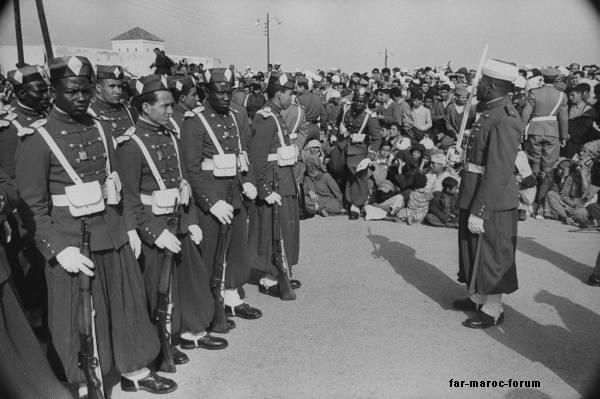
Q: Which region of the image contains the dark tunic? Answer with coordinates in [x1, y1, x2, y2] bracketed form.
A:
[15, 106, 159, 383]
[180, 101, 256, 289]
[89, 96, 136, 142]
[117, 117, 214, 337]
[457, 96, 523, 295]
[336, 104, 381, 207]
[247, 102, 300, 276]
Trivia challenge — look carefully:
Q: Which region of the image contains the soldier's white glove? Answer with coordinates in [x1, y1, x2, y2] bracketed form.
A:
[155, 230, 182, 253]
[56, 246, 94, 276]
[264, 192, 282, 206]
[242, 182, 257, 200]
[210, 200, 234, 224]
[467, 214, 485, 235]
[356, 158, 372, 172]
[127, 230, 141, 259]
[188, 224, 203, 245]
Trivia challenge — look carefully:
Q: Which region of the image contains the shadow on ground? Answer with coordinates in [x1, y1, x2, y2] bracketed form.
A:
[367, 232, 600, 397]
[518, 236, 591, 282]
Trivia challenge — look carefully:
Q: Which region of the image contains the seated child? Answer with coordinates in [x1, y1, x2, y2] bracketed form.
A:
[425, 176, 459, 228]
[392, 173, 432, 225]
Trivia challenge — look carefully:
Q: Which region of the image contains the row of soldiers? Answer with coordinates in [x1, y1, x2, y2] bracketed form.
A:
[0, 56, 305, 398]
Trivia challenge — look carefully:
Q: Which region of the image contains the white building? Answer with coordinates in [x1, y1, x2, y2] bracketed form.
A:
[0, 27, 215, 77]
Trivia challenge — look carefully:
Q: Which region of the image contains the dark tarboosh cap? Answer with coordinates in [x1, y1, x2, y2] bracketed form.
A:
[48, 56, 94, 81]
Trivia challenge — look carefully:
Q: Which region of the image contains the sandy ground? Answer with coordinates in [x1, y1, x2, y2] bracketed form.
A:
[112, 216, 600, 399]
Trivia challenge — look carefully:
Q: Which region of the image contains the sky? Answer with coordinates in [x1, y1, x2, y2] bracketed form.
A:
[0, 0, 599, 72]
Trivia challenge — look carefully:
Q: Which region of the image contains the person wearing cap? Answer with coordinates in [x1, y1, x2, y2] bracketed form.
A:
[1, 65, 50, 327]
[2, 65, 51, 178]
[281, 91, 309, 218]
[89, 64, 137, 145]
[425, 152, 457, 194]
[521, 67, 568, 206]
[454, 59, 523, 329]
[117, 74, 227, 364]
[445, 86, 475, 138]
[295, 75, 327, 143]
[15, 56, 176, 394]
[303, 140, 343, 217]
[273, 62, 282, 73]
[242, 80, 266, 121]
[247, 71, 302, 298]
[336, 87, 381, 219]
[167, 75, 199, 136]
[180, 68, 262, 320]
[431, 83, 453, 132]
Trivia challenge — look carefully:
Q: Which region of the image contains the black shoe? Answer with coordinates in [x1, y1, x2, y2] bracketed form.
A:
[349, 211, 359, 220]
[121, 371, 177, 394]
[259, 278, 302, 297]
[227, 318, 236, 330]
[452, 298, 481, 312]
[225, 303, 263, 319]
[172, 347, 188, 365]
[463, 311, 504, 329]
[291, 279, 301, 289]
[587, 274, 600, 286]
[180, 334, 228, 350]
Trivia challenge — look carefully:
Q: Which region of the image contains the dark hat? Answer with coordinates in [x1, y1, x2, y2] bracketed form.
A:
[203, 68, 234, 85]
[95, 64, 124, 80]
[167, 75, 196, 93]
[132, 74, 169, 97]
[48, 56, 94, 81]
[296, 76, 309, 85]
[267, 71, 296, 91]
[7, 65, 48, 86]
[438, 83, 451, 91]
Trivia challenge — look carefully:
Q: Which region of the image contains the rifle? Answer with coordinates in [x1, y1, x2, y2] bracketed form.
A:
[153, 199, 181, 373]
[448, 44, 488, 163]
[272, 169, 296, 301]
[210, 181, 234, 333]
[78, 219, 105, 399]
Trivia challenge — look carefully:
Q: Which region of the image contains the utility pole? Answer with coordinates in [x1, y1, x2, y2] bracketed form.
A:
[384, 48, 388, 69]
[35, 0, 53, 60]
[265, 13, 270, 69]
[13, 0, 25, 67]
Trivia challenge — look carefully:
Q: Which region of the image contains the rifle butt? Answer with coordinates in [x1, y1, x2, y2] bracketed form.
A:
[277, 275, 296, 301]
[157, 338, 176, 373]
[211, 302, 228, 334]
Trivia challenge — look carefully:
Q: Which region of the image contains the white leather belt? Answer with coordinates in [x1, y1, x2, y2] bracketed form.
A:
[465, 162, 485, 174]
[530, 116, 556, 122]
[52, 185, 107, 206]
[267, 154, 278, 162]
[201, 159, 215, 170]
[140, 194, 153, 206]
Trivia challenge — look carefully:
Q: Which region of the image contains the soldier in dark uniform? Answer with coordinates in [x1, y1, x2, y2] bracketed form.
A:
[336, 87, 381, 219]
[0, 169, 74, 399]
[296, 76, 327, 142]
[180, 68, 263, 320]
[167, 75, 199, 137]
[88, 64, 137, 145]
[453, 59, 523, 329]
[1, 65, 50, 315]
[118, 74, 226, 364]
[15, 56, 176, 395]
[248, 72, 302, 297]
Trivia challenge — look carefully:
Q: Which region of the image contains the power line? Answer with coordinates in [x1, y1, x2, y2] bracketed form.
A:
[134, 0, 259, 34]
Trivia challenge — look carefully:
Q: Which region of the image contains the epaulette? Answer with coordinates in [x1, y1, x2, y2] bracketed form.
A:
[505, 105, 519, 118]
[256, 107, 274, 119]
[116, 127, 135, 144]
[30, 119, 47, 129]
[184, 105, 204, 118]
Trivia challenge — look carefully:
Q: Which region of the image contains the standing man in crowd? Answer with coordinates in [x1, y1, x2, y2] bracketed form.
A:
[296, 76, 327, 142]
[181, 68, 263, 321]
[89, 64, 136, 144]
[336, 87, 381, 219]
[248, 72, 302, 297]
[15, 56, 176, 395]
[521, 67, 568, 214]
[454, 59, 523, 329]
[150, 48, 174, 75]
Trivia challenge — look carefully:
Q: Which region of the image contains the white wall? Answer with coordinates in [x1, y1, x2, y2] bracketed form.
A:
[0, 44, 215, 77]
